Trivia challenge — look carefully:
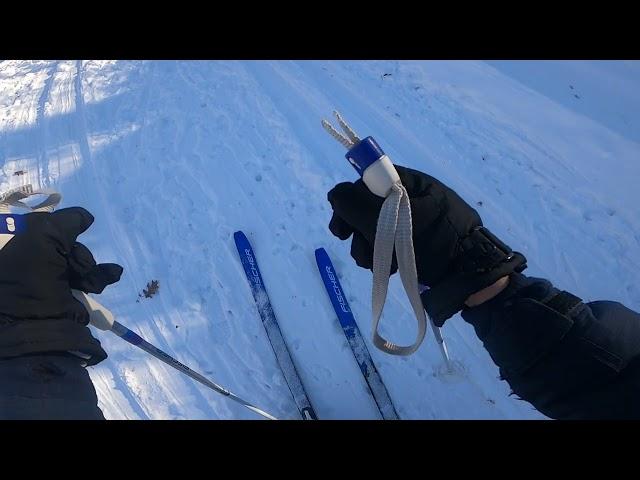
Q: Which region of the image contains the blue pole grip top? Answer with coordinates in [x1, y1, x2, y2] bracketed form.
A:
[345, 136, 385, 177]
[0, 214, 25, 235]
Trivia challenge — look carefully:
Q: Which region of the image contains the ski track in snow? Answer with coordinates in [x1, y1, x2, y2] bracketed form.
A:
[0, 60, 638, 419]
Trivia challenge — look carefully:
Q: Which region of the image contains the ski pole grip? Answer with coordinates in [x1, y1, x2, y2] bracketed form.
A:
[345, 136, 400, 198]
[71, 289, 116, 331]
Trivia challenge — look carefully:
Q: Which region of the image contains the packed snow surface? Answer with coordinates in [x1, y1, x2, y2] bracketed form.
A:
[1, 60, 638, 419]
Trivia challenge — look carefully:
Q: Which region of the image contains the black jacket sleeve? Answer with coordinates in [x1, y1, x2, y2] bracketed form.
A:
[461, 272, 640, 419]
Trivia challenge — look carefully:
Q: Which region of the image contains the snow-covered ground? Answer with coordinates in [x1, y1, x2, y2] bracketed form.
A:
[0, 60, 638, 419]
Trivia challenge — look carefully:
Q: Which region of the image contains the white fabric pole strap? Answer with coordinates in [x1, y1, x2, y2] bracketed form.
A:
[0, 184, 62, 213]
[322, 111, 427, 356]
[0, 184, 64, 250]
[371, 183, 427, 355]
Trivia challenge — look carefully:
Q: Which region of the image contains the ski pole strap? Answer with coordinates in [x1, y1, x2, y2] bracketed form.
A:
[371, 182, 427, 356]
[322, 111, 428, 356]
[0, 184, 62, 213]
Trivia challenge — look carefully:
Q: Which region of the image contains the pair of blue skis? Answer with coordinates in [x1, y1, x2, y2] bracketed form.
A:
[234, 230, 399, 420]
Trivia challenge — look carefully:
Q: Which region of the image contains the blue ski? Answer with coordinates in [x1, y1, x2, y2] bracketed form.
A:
[315, 248, 399, 420]
[234, 231, 317, 420]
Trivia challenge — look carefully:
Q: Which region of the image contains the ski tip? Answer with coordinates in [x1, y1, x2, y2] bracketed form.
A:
[233, 230, 247, 242]
[315, 248, 331, 265]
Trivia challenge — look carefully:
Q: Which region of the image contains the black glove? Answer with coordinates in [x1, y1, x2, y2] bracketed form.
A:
[327, 165, 527, 326]
[0, 207, 123, 322]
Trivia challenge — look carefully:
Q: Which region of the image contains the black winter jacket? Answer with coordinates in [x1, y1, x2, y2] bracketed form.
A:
[463, 273, 640, 419]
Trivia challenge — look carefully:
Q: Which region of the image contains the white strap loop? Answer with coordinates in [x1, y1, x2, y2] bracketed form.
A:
[371, 183, 426, 355]
[0, 184, 62, 213]
[322, 112, 427, 356]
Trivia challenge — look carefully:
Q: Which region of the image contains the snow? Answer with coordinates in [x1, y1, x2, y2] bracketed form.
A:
[1, 60, 638, 419]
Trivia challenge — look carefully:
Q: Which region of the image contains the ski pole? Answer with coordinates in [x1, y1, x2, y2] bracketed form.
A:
[418, 283, 453, 371]
[72, 290, 278, 420]
[0, 184, 276, 419]
[428, 316, 453, 372]
[322, 111, 427, 356]
[322, 112, 454, 367]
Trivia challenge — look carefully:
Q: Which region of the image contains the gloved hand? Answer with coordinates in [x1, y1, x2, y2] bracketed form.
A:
[0, 207, 123, 323]
[327, 165, 527, 326]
